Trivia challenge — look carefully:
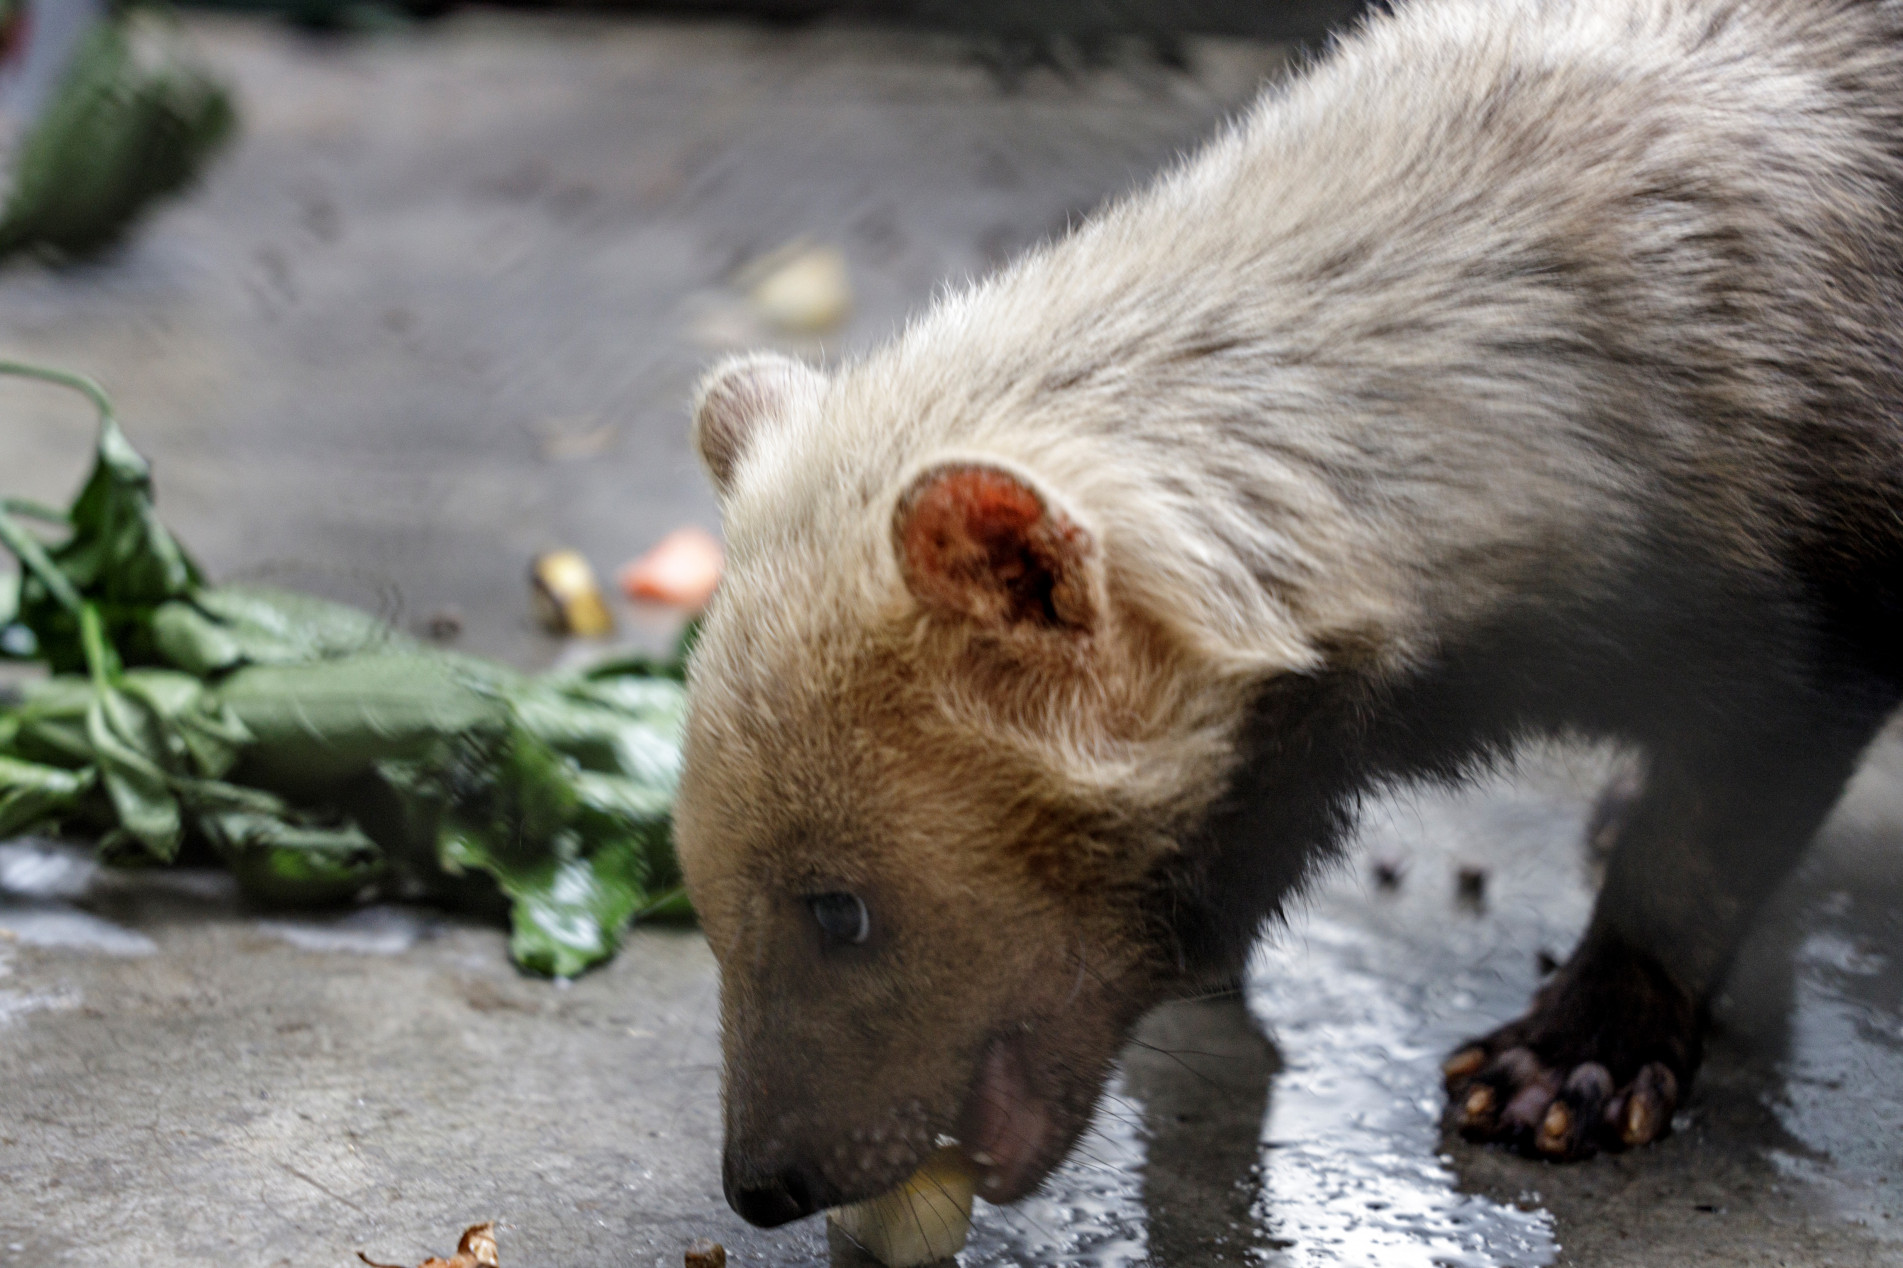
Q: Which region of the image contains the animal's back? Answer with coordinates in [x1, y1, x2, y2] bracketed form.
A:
[806, 0, 1903, 677]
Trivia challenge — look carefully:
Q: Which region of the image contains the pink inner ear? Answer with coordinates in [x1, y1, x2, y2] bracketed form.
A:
[897, 465, 1094, 631]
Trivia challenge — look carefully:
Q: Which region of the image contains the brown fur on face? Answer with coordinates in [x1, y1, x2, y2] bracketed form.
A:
[677, 0, 1903, 1228]
[676, 443, 1234, 1217]
[678, 667, 1165, 1213]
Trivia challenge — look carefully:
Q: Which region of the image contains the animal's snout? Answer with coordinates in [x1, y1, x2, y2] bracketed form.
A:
[724, 1158, 824, 1228]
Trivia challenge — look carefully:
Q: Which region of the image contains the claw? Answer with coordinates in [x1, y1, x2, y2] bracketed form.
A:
[1535, 1101, 1574, 1156]
[1621, 1063, 1678, 1147]
[1530, 1062, 1613, 1159]
[1621, 1091, 1658, 1144]
[1458, 1084, 1498, 1137]
[1443, 1047, 1486, 1088]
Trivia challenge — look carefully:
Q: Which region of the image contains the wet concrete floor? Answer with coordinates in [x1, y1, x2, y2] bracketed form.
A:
[0, 13, 1899, 1267]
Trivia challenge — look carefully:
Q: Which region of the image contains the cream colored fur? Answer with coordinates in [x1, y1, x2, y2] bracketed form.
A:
[693, 0, 1903, 831]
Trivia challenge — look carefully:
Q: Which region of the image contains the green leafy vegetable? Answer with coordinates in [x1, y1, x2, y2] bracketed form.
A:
[0, 19, 237, 264]
[0, 361, 695, 974]
[152, 585, 409, 675]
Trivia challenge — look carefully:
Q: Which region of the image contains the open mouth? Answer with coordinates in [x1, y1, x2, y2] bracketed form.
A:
[726, 1031, 1068, 1228]
[958, 1033, 1059, 1203]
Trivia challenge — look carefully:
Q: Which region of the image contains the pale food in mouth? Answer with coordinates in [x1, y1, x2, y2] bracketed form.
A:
[825, 1146, 976, 1267]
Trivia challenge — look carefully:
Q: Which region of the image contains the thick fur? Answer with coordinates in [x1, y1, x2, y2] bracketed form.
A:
[675, 0, 1903, 1223]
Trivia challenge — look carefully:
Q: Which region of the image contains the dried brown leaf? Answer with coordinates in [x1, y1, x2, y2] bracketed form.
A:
[684, 1238, 727, 1268]
[458, 1223, 500, 1267]
[358, 1222, 498, 1268]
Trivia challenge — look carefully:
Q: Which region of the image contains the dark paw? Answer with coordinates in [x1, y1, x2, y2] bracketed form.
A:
[1442, 931, 1698, 1161]
[1443, 1043, 1679, 1160]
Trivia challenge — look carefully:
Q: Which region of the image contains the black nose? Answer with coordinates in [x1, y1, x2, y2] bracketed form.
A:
[726, 1165, 820, 1227]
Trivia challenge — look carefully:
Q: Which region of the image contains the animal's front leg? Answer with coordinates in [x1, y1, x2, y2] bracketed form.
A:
[1443, 712, 1881, 1160]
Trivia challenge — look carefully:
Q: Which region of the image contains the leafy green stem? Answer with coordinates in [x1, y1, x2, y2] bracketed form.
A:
[2, 497, 70, 525]
[0, 504, 83, 614]
[0, 359, 115, 425]
[79, 602, 114, 687]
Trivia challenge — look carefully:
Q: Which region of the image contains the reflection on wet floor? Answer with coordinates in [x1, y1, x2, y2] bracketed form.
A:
[1251, 921, 1557, 1268]
[930, 744, 1901, 1267]
[958, 1070, 1148, 1267]
[0, 841, 158, 956]
[1723, 750, 1903, 1239]
[1128, 994, 1277, 1266]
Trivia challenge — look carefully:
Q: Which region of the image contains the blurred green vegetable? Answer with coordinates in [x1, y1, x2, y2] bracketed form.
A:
[0, 16, 236, 264]
[0, 361, 694, 975]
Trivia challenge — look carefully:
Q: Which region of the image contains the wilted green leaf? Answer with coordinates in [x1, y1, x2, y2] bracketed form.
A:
[509, 679, 685, 788]
[420, 716, 681, 976]
[0, 754, 95, 838]
[448, 833, 651, 980]
[226, 828, 385, 905]
[0, 506, 83, 617]
[215, 653, 508, 792]
[202, 808, 385, 904]
[65, 418, 200, 598]
[152, 586, 412, 676]
[6, 404, 202, 673]
[86, 678, 183, 859]
[569, 769, 674, 823]
[0, 674, 96, 767]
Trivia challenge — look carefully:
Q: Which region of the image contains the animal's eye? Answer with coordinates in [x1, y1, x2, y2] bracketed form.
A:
[807, 891, 869, 948]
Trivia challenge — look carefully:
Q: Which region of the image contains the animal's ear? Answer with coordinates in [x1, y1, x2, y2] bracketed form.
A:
[893, 462, 1100, 634]
[692, 352, 826, 495]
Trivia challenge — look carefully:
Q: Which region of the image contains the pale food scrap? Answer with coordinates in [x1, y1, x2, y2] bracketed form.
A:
[826, 1146, 976, 1267]
[748, 244, 852, 334]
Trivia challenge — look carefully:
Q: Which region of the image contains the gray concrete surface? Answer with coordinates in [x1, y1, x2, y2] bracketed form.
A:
[1, 14, 1900, 1268]
[0, 12, 1286, 667]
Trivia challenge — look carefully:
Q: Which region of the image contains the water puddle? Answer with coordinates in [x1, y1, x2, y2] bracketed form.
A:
[951, 910, 1560, 1268]
[1761, 897, 1903, 1237]
[961, 1077, 1150, 1268]
[1250, 918, 1555, 1267]
[0, 839, 98, 899]
[0, 902, 157, 955]
[0, 839, 157, 954]
[955, 915, 1565, 1264]
[1240, 770, 1602, 1267]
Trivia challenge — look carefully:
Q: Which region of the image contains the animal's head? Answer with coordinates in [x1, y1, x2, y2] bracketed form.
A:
[674, 348, 1311, 1225]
